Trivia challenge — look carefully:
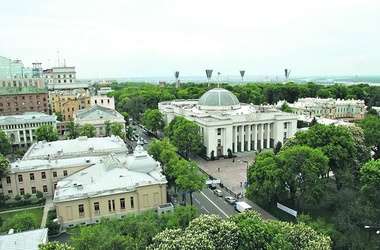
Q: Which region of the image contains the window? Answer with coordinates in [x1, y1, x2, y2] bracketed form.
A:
[41, 172, 46, 179]
[18, 175, 23, 182]
[53, 171, 57, 178]
[120, 198, 125, 210]
[217, 128, 221, 135]
[31, 187, 36, 194]
[217, 139, 221, 146]
[30, 173, 35, 180]
[94, 202, 100, 214]
[63, 170, 68, 176]
[8, 190, 12, 195]
[284, 123, 287, 129]
[43, 185, 48, 192]
[130, 197, 134, 208]
[108, 199, 115, 212]
[6, 176, 11, 184]
[20, 188, 25, 195]
[78, 204, 84, 216]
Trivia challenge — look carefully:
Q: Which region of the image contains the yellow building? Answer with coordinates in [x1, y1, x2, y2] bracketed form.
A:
[49, 89, 91, 121]
[1, 136, 128, 198]
[54, 145, 167, 228]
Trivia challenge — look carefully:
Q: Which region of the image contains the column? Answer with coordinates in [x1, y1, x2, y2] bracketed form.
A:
[239, 125, 244, 152]
[253, 124, 257, 151]
[266, 123, 270, 148]
[258, 124, 264, 150]
[247, 124, 252, 151]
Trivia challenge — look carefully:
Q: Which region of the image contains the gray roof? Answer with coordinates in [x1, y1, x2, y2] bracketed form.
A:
[0, 113, 56, 125]
[198, 88, 240, 110]
[0, 228, 48, 250]
[74, 105, 123, 121]
[54, 152, 166, 202]
[23, 136, 127, 160]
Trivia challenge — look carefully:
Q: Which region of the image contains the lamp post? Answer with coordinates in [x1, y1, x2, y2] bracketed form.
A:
[241, 160, 249, 169]
[364, 225, 380, 235]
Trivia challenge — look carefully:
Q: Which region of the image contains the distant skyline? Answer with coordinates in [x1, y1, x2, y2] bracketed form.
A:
[1, 0, 379, 79]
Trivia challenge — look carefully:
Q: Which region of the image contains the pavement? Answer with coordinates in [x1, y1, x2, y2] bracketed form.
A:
[40, 196, 53, 228]
[194, 151, 277, 221]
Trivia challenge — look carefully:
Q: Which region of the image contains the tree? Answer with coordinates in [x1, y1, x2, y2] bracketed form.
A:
[109, 122, 125, 140]
[359, 114, 380, 160]
[39, 242, 75, 250]
[273, 141, 282, 155]
[104, 120, 112, 136]
[175, 160, 207, 205]
[79, 123, 96, 138]
[54, 112, 63, 122]
[246, 151, 282, 207]
[141, 109, 165, 137]
[165, 117, 203, 160]
[360, 160, 380, 211]
[277, 145, 329, 210]
[295, 124, 356, 190]
[35, 125, 59, 142]
[1, 211, 37, 231]
[0, 130, 12, 155]
[281, 102, 293, 113]
[149, 214, 239, 250]
[66, 119, 80, 139]
[0, 154, 10, 180]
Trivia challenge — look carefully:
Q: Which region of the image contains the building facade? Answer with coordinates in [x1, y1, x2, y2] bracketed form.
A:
[90, 95, 115, 110]
[73, 105, 125, 137]
[0, 136, 128, 198]
[278, 98, 366, 120]
[0, 112, 57, 150]
[0, 88, 48, 116]
[159, 88, 298, 158]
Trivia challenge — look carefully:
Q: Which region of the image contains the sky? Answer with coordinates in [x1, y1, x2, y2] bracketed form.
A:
[1, 0, 380, 79]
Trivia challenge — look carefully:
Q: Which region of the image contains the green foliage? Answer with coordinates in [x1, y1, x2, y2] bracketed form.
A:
[0, 154, 10, 180]
[23, 193, 32, 200]
[66, 120, 80, 139]
[39, 241, 75, 250]
[295, 124, 356, 190]
[104, 120, 112, 136]
[110, 122, 125, 139]
[46, 210, 60, 236]
[36, 190, 43, 199]
[149, 214, 239, 250]
[281, 102, 293, 112]
[273, 141, 282, 154]
[175, 160, 207, 205]
[164, 116, 203, 160]
[359, 114, 380, 160]
[1, 211, 37, 232]
[55, 112, 63, 122]
[360, 160, 380, 210]
[277, 145, 329, 210]
[0, 130, 12, 155]
[141, 109, 165, 135]
[79, 123, 96, 138]
[14, 194, 22, 201]
[35, 125, 59, 142]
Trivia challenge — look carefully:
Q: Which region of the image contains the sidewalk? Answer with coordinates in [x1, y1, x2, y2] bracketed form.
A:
[40, 196, 54, 228]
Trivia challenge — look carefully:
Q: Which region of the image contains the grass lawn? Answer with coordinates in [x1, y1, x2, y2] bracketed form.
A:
[0, 207, 44, 227]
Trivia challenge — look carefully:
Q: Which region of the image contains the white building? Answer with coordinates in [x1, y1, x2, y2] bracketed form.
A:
[54, 143, 167, 228]
[0, 228, 48, 250]
[1, 136, 129, 198]
[90, 95, 115, 110]
[0, 112, 57, 150]
[73, 105, 125, 137]
[159, 87, 298, 158]
[278, 98, 366, 120]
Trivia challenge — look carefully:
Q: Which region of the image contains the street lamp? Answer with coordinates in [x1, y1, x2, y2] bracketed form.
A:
[364, 225, 380, 235]
[240, 160, 249, 169]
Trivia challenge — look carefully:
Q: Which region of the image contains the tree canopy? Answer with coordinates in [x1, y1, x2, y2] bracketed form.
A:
[0, 130, 12, 155]
[35, 125, 59, 142]
[79, 123, 96, 138]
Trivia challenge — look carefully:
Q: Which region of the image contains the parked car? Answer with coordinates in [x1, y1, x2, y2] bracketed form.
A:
[224, 196, 237, 205]
[208, 183, 217, 189]
[213, 189, 223, 197]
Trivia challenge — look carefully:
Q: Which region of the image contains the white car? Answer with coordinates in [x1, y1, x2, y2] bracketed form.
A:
[213, 189, 223, 197]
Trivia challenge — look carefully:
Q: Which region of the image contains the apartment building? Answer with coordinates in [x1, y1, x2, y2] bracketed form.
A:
[0, 87, 48, 116]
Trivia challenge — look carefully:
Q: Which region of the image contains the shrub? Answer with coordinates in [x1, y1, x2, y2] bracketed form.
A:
[23, 193, 32, 200]
[36, 191, 43, 199]
[14, 195, 22, 201]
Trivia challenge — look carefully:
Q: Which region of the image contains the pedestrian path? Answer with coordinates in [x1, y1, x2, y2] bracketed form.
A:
[40, 196, 53, 228]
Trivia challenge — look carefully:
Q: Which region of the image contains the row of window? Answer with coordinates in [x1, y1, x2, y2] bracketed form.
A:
[0, 121, 53, 130]
[7, 185, 48, 195]
[78, 198, 134, 216]
[6, 170, 68, 184]
[1, 81, 39, 88]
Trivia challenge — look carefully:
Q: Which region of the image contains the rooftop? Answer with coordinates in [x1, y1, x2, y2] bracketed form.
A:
[0, 87, 47, 95]
[0, 228, 48, 250]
